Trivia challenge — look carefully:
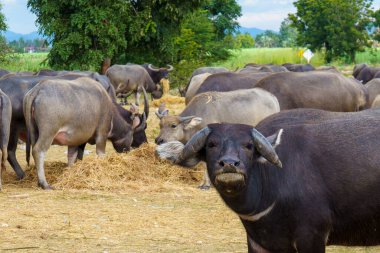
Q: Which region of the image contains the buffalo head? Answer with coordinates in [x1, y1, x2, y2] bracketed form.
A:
[156, 123, 282, 197]
[154, 103, 202, 144]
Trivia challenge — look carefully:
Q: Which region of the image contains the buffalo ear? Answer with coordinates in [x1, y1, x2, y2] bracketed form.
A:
[183, 117, 202, 130]
[265, 129, 283, 149]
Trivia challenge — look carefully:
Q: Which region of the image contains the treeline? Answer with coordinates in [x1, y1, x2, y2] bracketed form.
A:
[7, 38, 49, 53]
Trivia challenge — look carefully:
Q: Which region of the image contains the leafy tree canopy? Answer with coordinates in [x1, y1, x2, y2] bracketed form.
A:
[0, 3, 10, 63]
[289, 0, 373, 63]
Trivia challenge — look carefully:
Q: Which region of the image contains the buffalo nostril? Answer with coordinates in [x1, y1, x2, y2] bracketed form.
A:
[155, 138, 164, 145]
[219, 160, 225, 167]
[234, 161, 240, 167]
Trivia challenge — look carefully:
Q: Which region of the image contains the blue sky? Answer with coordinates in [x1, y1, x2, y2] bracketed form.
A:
[2, 0, 380, 34]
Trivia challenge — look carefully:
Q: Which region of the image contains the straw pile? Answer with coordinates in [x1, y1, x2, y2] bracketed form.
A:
[151, 94, 185, 107]
[3, 143, 204, 192]
[160, 78, 170, 95]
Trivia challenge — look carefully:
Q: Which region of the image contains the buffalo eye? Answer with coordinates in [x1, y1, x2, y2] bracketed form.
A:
[171, 123, 177, 128]
[207, 141, 216, 148]
[245, 143, 253, 150]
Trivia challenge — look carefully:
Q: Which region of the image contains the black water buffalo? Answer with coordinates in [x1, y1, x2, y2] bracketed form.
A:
[193, 72, 272, 97]
[23, 77, 143, 189]
[106, 64, 163, 105]
[0, 90, 11, 190]
[242, 64, 289, 73]
[157, 108, 380, 252]
[142, 63, 173, 85]
[0, 74, 148, 180]
[0, 68, 10, 78]
[353, 64, 380, 84]
[255, 71, 368, 111]
[282, 63, 315, 72]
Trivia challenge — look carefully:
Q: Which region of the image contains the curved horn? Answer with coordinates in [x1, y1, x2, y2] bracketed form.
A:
[179, 116, 195, 123]
[148, 64, 159, 72]
[167, 64, 174, 71]
[179, 127, 211, 162]
[141, 86, 149, 119]
[251, 128, 282, 168]
[134, 112, 147, 133]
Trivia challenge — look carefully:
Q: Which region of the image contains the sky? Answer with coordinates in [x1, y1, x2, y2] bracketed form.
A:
[1, 0, 380, 34]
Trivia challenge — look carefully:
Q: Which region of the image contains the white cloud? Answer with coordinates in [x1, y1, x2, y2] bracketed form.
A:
[1, 0, 17, 5]
[273, 0, 293, 5]
[238, 10, 295, 30]
[238, 0, 260, 8]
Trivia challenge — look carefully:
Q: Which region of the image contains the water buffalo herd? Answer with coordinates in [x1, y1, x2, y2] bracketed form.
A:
[156, 63, 380, 251]
[0, 61, 379, 252]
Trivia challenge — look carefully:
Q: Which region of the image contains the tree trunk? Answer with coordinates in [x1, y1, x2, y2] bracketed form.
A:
[100, 58, 111, 74]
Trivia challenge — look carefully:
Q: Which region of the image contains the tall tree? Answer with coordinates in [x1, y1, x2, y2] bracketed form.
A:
[255, 31, 281, 48]
[279, 18, 298, 48]
[373, 8, 380, 42]
[0, 3, 9, 63]
[289, 0, 373, 63]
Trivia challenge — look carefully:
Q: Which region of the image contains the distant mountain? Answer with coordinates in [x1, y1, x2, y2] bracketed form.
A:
[238, 27, 277, 38]
[2, 31, 45, 42]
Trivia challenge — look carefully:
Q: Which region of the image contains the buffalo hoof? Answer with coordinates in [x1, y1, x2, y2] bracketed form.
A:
[16, 171, 26, 180]
[198, 185, 211, 190]
[38, 182, 54, 190]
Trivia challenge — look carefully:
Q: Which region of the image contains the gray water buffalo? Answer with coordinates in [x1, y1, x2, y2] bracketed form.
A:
[353, 63, 380, 84]
[0, 74, 148, 181]
[185, 73, 212, 104]
[282, 63, 315, 72]
[106, 64, 163, 105]
[179, 67, 230, 96]
[0, 90, 11, 190]
[365, 78, 380, 108]
[242, 64, 289, 73]
[255, 71, 368, 111]
[23, 77, 141, 189]
[193, 72, 272, 97]
[157, 108, 380, 252]
[155, 88, 280, 189]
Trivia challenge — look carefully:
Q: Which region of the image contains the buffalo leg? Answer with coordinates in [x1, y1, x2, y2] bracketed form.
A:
[32, 134, 54, 190]
[198, 167, 211, 190]
[135, 90, 141, 106]
[77, 143, 86, 160]
[67, 146, 79, 166]
[7, 125, 25, 179]
[95, 136, 107, 157]
[295, 230, 326, 253]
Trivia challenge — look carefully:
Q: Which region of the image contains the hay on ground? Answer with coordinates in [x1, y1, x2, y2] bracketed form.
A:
[3, 143, 204, 192]
[151, 95, 185, 107]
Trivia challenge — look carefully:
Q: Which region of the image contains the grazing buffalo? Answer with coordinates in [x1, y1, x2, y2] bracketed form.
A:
[193, 72, 272, 97]
[157, 109, 380, 252]
[0, 74, 148, 181]
[106, 64, 163, 105]
[255, 71, 368, 111]
[282, 63, 315, 72]
[179, 67, 229, 97]
[353, 64, 380, 84]
[0, 90, 11, 190]
[23, 77, 142, 189]
[155, 88, 280, 189]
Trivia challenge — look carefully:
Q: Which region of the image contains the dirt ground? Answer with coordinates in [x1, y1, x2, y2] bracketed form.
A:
[0, 95, 378, 252]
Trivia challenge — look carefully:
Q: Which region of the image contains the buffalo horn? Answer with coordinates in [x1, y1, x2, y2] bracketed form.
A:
[179, 115, 195, 123]
[141, 86, 149, 119]
[251, 128, 282, 168]
[167, 64, 174, 71]
[148, 64, 159, 72]
[179, 127, 211, 161]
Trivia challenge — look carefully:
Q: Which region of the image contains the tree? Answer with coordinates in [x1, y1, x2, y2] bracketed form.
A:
[289, 0, 373, 63]
[255, 31, 281, 48]
[373, 8, 380, 42]
[0, 3, 10, 63]
[279, 18, 298, 48]
[235, 33, 255, 48]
